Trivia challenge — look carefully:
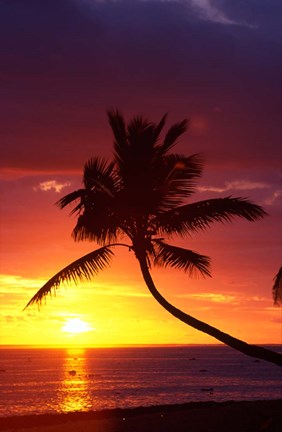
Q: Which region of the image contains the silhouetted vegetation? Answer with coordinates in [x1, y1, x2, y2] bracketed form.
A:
[273, 266, 282, 306]
[26, 110, 281, 366]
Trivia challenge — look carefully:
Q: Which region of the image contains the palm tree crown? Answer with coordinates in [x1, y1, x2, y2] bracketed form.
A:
[26, 110, 282, 367]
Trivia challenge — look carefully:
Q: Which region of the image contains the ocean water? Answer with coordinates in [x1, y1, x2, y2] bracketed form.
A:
[0, 346, 281, 417]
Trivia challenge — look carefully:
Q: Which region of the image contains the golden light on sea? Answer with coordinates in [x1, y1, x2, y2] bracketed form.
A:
[59, 348, 92, 413]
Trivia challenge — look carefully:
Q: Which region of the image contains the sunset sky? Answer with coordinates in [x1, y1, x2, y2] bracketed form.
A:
[1, 0, 281, 347]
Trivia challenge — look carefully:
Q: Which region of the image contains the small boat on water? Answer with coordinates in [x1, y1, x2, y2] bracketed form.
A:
[68, 370, 76, 376]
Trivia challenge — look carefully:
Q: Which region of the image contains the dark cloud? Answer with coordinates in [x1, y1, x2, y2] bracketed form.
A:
[0, 0, 281, 172]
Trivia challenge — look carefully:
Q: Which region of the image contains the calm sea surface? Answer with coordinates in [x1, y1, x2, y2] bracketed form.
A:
[0, 346, 281, 417]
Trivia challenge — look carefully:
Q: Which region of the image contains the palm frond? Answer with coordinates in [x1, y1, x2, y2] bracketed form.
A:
[107, 109, 127, 163]
[24, 246, 114, 308]
[127, 116, 160, 158]
[160, 119, 188, 153]
[153, 240, 211, 277]
[55, 189, 86, 214]
[166, 153, 203, 179]
[72, 211, 121, 245]
[56, 158, 118, 217]
[83, 157, 116, 194]
[273, 266, 282, 306]
[153, 114, 167, 141]
[156, 153, 204, 209]
[156, 197, 267, 236]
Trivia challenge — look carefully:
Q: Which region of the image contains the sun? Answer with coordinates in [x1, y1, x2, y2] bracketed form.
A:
[61, 318, 93, 334]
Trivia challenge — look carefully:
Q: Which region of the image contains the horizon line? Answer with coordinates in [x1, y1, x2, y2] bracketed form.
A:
[1, 343, 281, 350]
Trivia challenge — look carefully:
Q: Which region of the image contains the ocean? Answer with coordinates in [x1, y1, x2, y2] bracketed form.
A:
[0, 346, 281, 417]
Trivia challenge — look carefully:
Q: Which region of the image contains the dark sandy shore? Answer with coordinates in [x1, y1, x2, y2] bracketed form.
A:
[1, 400, 282, 432]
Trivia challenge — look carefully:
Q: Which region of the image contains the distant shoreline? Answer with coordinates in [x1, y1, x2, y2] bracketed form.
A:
[1, 400, 282, 431]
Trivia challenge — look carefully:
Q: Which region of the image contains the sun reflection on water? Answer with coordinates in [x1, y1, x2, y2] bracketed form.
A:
[59, 348, 92, 413]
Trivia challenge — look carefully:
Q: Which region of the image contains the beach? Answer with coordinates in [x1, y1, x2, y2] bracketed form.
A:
[1, 400, 282, 432]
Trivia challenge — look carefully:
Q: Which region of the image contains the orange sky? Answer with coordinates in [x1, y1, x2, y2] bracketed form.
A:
[0, 0, 281, 347]
[1, 190, 280, 346]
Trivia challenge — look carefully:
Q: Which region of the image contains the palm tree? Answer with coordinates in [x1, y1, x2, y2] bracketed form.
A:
[25, 110, 282, 366]
[273, 267, 282, 306]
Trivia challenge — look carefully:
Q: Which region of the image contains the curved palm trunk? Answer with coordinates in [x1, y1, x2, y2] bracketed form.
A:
[137, 253, 282, 367]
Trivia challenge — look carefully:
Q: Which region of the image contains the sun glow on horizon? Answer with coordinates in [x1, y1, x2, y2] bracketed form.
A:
[61, 318, 94, 335]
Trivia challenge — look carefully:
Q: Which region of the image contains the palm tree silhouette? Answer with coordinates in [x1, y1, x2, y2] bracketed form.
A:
[273, 267, 282, 306]
[26, 110, 281, 366]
